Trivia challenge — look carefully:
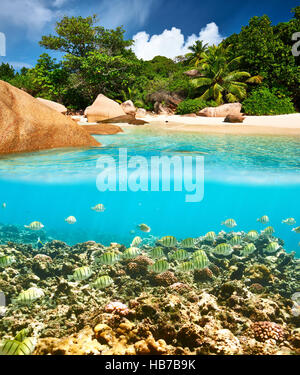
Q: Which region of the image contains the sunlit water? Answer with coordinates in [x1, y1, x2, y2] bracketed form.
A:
[0, 126, 299, 253]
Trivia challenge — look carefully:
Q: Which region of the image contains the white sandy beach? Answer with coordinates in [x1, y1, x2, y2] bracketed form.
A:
[132, 113, 300, 136]
[77, 113, 300, 136]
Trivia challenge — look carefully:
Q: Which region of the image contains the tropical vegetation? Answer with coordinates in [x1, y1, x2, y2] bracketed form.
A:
[0, 7, 299, 115]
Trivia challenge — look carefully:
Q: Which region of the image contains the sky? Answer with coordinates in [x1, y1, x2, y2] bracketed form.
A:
[0, 0, 299, 69]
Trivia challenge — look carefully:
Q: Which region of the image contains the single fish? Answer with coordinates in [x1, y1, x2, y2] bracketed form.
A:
[122, 247, 140, 260]
[148, 259, 169, 274]
[131, 236, 142, 247]
[37, 237, 44, 250]
[265, 242, 280, 254]
[204, 231, 216, 241]
[247, 230, 259, 241]
[178, 261, 194, 272]
[263, 226, 275, 235]
[91, 204, 105, 213]
[149, 247, 165, 259]
[212, 243, 233, 256]
[257, 215, 269, 224]
[13, 287, 44, 305]
[192, 250, 209, 269]
[68, 266, 93, 281]
[138, 224, 151, 233]
[222, 219, 237, 228]
[229, 235, 242, 246]
[242, 243, 256, 256]
[282, 218, 296, 225]
[0, 255, 15, 268]
[181, 238, 195, 249]
[0, 337, 36, 356]
[14, 328, 30, 343]
[193, 249, 207, 258]
[24, 221, 44, 231]
[169, 249, 189, 261]
[97, 252, 120, 265]
[2, 203, 6, 209]
[65, 216, 77, 224]
[159, 236, 177, 248]
[292, 226, 300, 234]
[90, 275, 113, 289]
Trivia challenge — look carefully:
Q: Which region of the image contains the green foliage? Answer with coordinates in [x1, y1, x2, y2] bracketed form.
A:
[222, 9, 300, 108]
[30, 54, 69, 101]
[0, 63, 15, 81]
[77, 51, 142, 101]
[190, 44, 262, 104]
[176, 98, 217, 114]
[242, 87, 295, 115]
[186, 40, 209, 67]
[3, 8, 300, 113]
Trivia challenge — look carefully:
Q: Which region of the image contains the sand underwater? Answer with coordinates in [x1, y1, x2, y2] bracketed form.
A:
[0, 223, 299, 356]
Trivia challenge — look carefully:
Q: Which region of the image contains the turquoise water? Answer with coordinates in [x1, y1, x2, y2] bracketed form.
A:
[0, 126, 299, 253]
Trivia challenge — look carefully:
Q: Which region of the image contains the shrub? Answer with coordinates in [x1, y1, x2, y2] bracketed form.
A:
[242, 87, 295, 115]
[176, 98, 217, 115]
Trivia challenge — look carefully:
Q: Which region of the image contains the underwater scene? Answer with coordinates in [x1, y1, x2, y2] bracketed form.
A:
[0, 127, 299, 355]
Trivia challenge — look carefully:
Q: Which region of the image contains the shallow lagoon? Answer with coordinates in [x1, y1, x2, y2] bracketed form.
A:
[0, 127, 299, 253]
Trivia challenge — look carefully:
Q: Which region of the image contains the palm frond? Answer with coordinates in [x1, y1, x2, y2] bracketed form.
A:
[246, 75, 264, 84]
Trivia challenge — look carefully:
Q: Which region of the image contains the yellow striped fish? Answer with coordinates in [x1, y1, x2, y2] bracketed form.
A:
[91, 204, 105, 212]
[150, 247, 165, 259]
[138, 224, 151, 233]
[97, 252, 120, 265]
[263, 226, 275, 235]
[131, 236, 142, 247]
[0, 255, 15, 268]
[24, 221, 44, 231]
[265, 242, 280, 253]
[192, 249, 206, 258]
[229, 236, 242, 246]
[68, 266, 93, 281]
[242, 243, 256, 256]
[159, 236, 177, 248]
[193, 252, 209, 269]
[247, 230, 259, 241]
[14, 329, 30, 343]
[292, 226, 300, 234]
[0, 337, 36, 355]
[148, 259, 169, 273]
[257, 215, 269, 224]
[282, 218, 296, 225]
[65, 216, 77, 224]
[90, 275, 113, 289]
[213, 243, 233, 256]
[122, 247, 140, 260]
[178, 261, 194, 272]
[204, 231, 216, 241]
[222, 219, 237, 228]
[169, 249, 189, 261]
[181, 238, 195, 249]
[13, 287, 44, 305]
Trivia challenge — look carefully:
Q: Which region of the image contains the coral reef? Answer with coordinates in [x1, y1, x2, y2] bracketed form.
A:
[0, 227, 299, 355]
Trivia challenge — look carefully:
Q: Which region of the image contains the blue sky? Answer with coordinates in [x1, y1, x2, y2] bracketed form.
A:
[0, 0, 299, 69]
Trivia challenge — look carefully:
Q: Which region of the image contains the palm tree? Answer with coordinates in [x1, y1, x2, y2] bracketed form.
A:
[190, 44, 263, 104]
[186, 40, 209, 67]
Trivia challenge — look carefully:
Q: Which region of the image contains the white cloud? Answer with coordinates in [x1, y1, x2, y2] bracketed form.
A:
[9, 61, 33, 70]
[97, 0, 157, 29]
[0, 0, 54, 36]
[132, 22, 224, 60]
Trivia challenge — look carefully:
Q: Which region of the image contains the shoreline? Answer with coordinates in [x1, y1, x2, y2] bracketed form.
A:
[130, 113, 300, 136]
